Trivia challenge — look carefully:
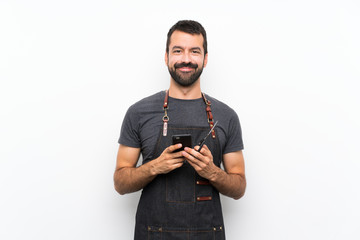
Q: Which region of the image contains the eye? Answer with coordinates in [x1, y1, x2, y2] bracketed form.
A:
[192, 50, 201, 54]
[173, 49, 181, 53]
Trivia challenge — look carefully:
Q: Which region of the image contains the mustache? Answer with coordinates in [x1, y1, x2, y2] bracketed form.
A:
[174, 62, 198, 69]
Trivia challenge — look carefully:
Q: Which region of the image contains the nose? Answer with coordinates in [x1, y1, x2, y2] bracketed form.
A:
[181, 51, 191, 63]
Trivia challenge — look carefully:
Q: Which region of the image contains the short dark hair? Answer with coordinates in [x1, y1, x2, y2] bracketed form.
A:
[166, 20, 208, 55]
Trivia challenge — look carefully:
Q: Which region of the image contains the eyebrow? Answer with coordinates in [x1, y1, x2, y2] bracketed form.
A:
[172, 46, 184, 50]
[172, 46, 202, 52]
[190, 47, 202, 52]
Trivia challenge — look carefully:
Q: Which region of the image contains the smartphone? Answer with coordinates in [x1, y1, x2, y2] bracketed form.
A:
[172, 134, 192, 152]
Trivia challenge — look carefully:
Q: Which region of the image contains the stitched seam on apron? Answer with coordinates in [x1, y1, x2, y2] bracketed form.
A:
[165, 170, 196, 203]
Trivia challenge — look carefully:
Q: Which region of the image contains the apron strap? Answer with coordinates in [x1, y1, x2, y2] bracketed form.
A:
[202, 93, 216, 139]
[162, 90, 169, 136]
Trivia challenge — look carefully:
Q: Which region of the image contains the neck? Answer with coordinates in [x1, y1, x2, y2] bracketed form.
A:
[168, 78, 202, 99]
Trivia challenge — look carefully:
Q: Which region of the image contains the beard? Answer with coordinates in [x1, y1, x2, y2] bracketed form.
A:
[168, 61, 204, 87]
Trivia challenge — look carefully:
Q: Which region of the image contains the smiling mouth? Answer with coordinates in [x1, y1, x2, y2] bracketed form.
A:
[174, 62, 198, 72]
[177, 67, 194, 72]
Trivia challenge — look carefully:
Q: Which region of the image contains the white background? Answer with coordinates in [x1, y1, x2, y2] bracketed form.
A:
[1, 0, 359, 239]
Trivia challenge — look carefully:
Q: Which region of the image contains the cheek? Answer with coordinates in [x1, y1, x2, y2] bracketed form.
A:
[193, 56, 205, 64]
[168, 60, 181, 69]
[169, 56, 181, 64]
[196, 57, 205, 65]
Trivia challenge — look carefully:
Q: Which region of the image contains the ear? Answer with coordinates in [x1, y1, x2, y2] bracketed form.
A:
[203, 53, 208, 68]
[165, 52, 168, 65]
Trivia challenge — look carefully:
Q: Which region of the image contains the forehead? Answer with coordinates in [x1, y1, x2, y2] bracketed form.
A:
[169, 30, 204, 50]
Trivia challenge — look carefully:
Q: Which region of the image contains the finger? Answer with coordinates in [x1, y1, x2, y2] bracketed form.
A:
[169, 150, 186, 159]
[194, 144, 210, 155]
[184, 147, 204, 162]
[184, 157, 200, 171]
[166, 143, 182, 153]
[201, 144, 209, 150]
[182, 153, 200, 168]
[170, 157, 185, 165]
[169, 158, 185, 170]
[173, 162, 184, 168]
[170, 162, 185, 171]
[182, 149, 203, 168]
[170, 157, 185, 164]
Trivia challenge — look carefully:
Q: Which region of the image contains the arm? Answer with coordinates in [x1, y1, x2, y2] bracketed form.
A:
[113, 144, 151, 195]
[114, 144, 185, 195]
[183, 145, 246, 200]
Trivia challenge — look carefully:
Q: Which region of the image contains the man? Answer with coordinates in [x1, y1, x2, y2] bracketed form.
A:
[114, 20, 246, 239]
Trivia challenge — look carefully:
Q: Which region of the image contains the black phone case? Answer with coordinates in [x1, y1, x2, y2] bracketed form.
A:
[172, 134, 192, 152]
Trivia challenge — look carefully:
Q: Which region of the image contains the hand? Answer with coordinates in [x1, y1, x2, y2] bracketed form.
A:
[150, 144, 185, 175]
[182, 144, 219, 180]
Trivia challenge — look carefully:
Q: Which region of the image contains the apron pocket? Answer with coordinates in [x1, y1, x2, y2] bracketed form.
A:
[166, 163, 195, 202]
